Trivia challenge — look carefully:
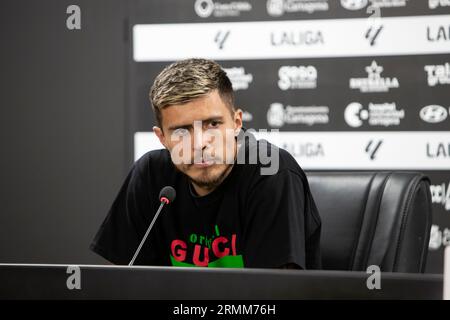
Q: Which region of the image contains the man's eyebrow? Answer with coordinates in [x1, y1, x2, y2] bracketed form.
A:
[203, 116, 225, 123]
[167, 116, 225, 131]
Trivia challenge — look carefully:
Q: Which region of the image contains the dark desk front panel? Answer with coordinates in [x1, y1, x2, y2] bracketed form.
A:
[0, 264, 443, 299]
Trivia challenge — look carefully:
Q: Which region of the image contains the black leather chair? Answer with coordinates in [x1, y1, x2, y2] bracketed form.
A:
[305, 171, 432, 273]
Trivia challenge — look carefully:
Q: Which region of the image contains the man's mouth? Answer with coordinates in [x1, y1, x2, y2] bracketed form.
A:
[192, 158, 216, 167]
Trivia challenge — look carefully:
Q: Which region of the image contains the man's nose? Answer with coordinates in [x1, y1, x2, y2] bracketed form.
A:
[193, 129, 209, 151]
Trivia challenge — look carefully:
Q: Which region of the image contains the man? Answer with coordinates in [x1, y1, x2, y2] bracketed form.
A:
[90, 58, 321, 269]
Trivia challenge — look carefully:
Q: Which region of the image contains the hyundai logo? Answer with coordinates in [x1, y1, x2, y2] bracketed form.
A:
[420, 105, 448, 123]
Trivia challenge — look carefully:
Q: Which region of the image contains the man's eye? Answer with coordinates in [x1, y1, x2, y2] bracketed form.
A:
[173, 128, 189, 136]
[209, 121, 221, 128]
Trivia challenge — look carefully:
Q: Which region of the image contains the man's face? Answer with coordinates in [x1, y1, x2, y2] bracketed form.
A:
[153, 90, 242, 192]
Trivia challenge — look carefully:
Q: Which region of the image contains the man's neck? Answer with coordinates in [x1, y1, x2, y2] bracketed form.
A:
[191, 183, 214, 197]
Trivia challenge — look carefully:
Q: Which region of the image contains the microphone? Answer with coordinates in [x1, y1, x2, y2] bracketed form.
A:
[128, 186, 176, 266]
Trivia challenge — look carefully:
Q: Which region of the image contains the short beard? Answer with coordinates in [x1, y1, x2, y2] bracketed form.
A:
[188, 164, 234, 191]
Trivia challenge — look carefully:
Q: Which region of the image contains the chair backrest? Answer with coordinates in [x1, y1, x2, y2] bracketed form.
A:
[305, 171, 432, 273]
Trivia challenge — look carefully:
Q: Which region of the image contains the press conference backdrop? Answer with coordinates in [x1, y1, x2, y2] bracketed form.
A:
[126, 0, 450, 273]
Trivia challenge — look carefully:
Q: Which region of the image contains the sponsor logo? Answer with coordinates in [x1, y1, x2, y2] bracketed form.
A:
[345, 102, 405, 128]
[370, 0, 409, 7]
[223, 67, 253, 90]
[278, 65, 317, 90]
[350, 60, 399, 92]
[267, 0, 285, 15]
[267, 103, 329, 127]
[426, 142, 450, 158]
[242, 110, 253, 122]
[214, 30, 230, 49]
[429, 0, 450, 9]
[365, 25, 383, 46]
[430, 182, 450, 211]
[267, 0, 329, 16]
[341, 0, 408, 10]
[420, 105, 448, 124]
[365, 139, 383, 160]
[282, 142, 325, 158]
[194, 0, 252, 18]
[429, 224, 450, 250]
[340, 0, 368, 10]
[270, 29, 324, 46]
[424, 63, 450, 86]
[427, 25, 450, 42]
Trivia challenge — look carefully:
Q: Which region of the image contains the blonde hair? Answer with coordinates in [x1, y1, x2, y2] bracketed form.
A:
[150, 58, 235, 126]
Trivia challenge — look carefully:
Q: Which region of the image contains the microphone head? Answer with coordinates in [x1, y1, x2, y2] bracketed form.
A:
[159, 186, 176, 204]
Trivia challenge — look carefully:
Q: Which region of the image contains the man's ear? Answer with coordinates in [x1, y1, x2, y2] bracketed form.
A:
[234, 108, 243, 133]
[153, 126, 167, 148]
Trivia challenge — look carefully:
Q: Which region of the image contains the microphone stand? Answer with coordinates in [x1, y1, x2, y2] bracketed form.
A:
[128, 200, 167, 266]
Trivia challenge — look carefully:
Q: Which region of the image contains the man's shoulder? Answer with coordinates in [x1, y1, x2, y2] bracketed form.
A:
[242, 137, 305, 177]
[134, 148, 173, 175]
[234, 138, 308, 197]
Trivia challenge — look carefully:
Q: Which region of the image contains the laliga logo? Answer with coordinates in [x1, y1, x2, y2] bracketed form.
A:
[340, 0, 368, 10]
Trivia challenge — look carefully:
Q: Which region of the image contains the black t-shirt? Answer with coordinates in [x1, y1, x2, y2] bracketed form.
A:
[90, 133, 322, 269]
